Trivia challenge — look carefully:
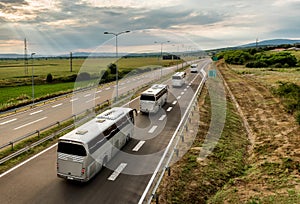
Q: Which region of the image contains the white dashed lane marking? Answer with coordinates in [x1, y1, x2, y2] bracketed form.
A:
[14, 117, 47, 130]
[148, 125, 158, 133]
[108, 163, 127, 181]
[132, 141, 145, 152]
[0, 118, 17, 125]
[52, 103, 62, 108]
[29, 110, 43, 115]
[167, 107, 173, 112]
[159, 115, 166, 121]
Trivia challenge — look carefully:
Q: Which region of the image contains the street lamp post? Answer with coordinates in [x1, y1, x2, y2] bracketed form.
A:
[31, 53, 36, 106]
[154, 40, 170, 78]
[104, 30, 130, 101]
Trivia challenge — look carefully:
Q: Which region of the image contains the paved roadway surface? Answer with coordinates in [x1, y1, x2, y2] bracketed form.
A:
[0, 60, 210, 146]
[0, 59, 210, 204]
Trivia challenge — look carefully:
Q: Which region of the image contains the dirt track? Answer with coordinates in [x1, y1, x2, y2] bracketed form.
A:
[218, 60, 300, 201]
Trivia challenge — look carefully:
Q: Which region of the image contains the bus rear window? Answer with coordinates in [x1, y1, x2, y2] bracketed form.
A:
[58, 142, 87, 156]
[172, 76, 181, 80]
[140, 94, 155, 101]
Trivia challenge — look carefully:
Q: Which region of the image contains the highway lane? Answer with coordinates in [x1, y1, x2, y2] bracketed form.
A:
[0, 64, 208, 203]
[0, 60, 205, 146]
[0, 60, 209, 146]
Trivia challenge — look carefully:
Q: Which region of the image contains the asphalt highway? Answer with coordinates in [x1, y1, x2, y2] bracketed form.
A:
[0, 59, 211, 204]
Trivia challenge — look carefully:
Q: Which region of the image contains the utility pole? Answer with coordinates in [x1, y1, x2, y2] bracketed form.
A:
[70, 52, 73, 72]
[256, 37, 259, 49]
[24, 38, 28, 75]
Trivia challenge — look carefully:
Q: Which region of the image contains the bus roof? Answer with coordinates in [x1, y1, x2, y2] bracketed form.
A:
[141, 84, 168, 96]
[58, 107, 132, 144]
[172, 72, 185, 77]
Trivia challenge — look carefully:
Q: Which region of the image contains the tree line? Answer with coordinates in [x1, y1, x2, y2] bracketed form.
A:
[215, 48, 300, 68]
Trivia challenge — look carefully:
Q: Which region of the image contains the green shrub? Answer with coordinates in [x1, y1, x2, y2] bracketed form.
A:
[296, 112, 300, 125]
[46, 73, 53, 83]
[77, 72, 91, 81]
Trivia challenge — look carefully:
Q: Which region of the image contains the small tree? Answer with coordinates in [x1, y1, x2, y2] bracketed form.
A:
[46, 73, 53, 83]
[108, 63, 117, 74]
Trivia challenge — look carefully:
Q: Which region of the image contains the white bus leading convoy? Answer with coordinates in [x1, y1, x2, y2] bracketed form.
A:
[57, 107, 136, 182]
[190, 63, 198, 73]
[140, 84, 168, 114]
[172, 72, 186, 87]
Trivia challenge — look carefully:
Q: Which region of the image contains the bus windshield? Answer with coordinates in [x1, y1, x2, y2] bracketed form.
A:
[58, 142, 87, 156]
[140, 94, 155, 101]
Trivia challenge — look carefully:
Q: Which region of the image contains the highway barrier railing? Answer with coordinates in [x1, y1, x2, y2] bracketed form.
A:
[138, 65, 208, 204]
[0, 70, 174, 165]
[0, 60, 196, 165]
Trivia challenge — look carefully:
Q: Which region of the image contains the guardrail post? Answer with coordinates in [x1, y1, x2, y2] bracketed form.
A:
[10, 141, 14, 150]
[174, 148, 179, 157]
[180, 134, 184, 142]
[185, 124, 188, 132]
[57, 121, 60, 127]
[166, 166, 171, 176]
[37, 130, 40, 138]
[153, 193, 159, 204]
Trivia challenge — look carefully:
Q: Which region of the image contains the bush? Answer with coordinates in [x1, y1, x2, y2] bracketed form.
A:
[46, 73, 53, 83]
[246, 61, 268, 68]
[296, 112, 300, 125]
[108, 63, 117, 74]
[77, 72, 91, 81]
[274, 82, 300, 116]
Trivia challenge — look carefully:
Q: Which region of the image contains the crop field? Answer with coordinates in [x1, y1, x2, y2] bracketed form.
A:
[228, 64, 300, 88]
[0, 57, 181, 110]
[0, 57, 177, 82]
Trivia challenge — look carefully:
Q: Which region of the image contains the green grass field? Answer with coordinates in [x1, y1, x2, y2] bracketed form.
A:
[0, 57, 181, 110]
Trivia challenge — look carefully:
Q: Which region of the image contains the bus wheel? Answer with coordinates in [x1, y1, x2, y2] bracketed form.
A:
[102, 157, 108, 169]
[126, 134, 131, 143]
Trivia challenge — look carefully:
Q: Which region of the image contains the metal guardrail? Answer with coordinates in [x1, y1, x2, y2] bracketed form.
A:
[0, 60, 197, 165]
[138, 66, 208, 204]
[0, 73, 163, 165]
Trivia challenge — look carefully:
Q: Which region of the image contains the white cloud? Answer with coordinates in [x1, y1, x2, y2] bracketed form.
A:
[80, 0, 182, 8]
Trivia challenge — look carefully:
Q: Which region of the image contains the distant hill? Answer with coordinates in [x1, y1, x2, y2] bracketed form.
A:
[240, 39, 300, 48]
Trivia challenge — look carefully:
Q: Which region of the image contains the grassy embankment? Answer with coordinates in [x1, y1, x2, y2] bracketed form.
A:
[158, 85, 249, 203]
[157, 59, 300, 203]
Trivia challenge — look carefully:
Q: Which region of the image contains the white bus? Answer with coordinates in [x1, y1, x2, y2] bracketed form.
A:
[190, 63, 198, 73]
[172, 72, 186, 87]
[57, 107, 136, 182]
[140, 84, 168, 113]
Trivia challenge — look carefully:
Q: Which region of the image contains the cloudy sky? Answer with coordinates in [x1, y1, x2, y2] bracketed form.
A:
[0, 0, 299, 55]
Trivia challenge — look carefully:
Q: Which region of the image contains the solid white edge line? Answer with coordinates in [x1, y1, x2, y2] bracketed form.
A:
[0, 118, 17, 125]
[132, 140, 146, 152]
[0, 143, 58, 178]
[108, 163, 127, 181]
